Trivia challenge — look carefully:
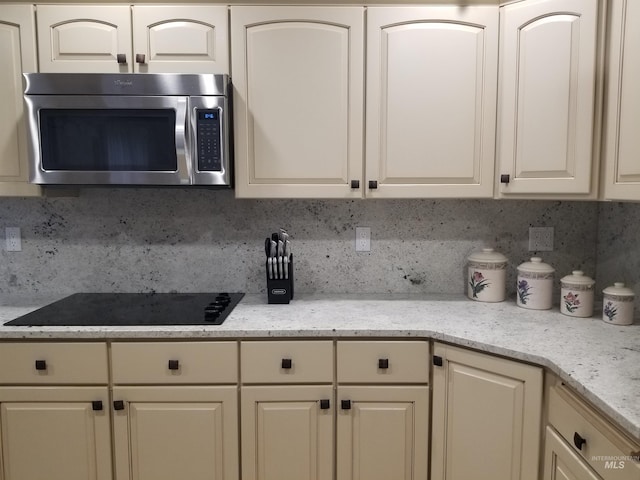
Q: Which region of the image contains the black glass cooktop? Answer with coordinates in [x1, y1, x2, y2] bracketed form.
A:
[5, 293, 244, 326]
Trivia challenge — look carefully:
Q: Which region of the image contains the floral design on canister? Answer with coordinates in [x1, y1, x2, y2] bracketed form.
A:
[466, 248, 508, 303]
[560, 271, 595, 318]
[604, 301, 618, 322]
[517, 279, 532, 305]
[469, 271, 490, 298]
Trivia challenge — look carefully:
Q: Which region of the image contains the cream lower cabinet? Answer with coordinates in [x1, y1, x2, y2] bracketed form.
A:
[0, 342, 111, 480]
[0, 5, 40, 196]
[36, 5, 228, 73]
[240, 341, 334, 480]
[497, 0, 599, 198]
[231, 6, 364, 198]
[110, 342, 239, 480]
[365, 6, 498, 198]
[544, 427, 602, 480]
[602, 0, 640, 201]
[431, 342, 543, 480]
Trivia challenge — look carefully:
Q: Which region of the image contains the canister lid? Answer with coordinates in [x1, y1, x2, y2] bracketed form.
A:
[560, 270, 595, 286]
[602, 282, 635, 297]
[467, 248, 508, 264]
[517, 257, 555, 273]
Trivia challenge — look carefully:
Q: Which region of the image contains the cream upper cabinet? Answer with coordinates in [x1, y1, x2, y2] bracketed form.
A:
[36, 5, 132, 73]
[0, 5, 40, 196]
[131, 6, 228, 74]
[36, 5, 229, 74]
[431, 342, 543, 480]
[231, 6, 364, 198]
[602, 0, 640, 201]
[365, 6, 498, 198]
[497, 0, 599, 198]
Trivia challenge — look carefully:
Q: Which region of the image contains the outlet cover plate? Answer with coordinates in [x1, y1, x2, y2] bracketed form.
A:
[5, 227, 21, 252]
[355, 227, 371, 252]
[529, 227, 554, 252]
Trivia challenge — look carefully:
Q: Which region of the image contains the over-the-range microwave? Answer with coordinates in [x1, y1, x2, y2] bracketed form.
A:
[23, 73, 232, 187]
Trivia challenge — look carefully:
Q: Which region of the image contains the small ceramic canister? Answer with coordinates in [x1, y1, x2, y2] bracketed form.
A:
[467, 248, 508, 302]
[602, 283, 635, 326]
[560, 271, 595, 317]
[516, 257, 555, 310]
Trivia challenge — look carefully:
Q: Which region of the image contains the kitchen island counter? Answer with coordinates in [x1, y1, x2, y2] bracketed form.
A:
[1, 292, 639, 443]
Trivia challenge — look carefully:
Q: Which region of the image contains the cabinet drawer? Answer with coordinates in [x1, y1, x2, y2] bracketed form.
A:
[337, 341, 429, 383]
[111, 342, 237, 384]
[548, 385, 640, 480]
[241, 341, 333, 384]
[0, 342, 108, 384]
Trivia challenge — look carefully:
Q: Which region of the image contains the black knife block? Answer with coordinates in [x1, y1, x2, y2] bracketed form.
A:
[266, 254, 294, 304]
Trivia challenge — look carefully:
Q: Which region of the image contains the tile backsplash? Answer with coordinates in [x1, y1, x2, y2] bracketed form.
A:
[0, 189, 609, 297]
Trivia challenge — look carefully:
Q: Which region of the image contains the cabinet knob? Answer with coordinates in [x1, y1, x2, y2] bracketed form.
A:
[500, 174, 510, 184]
[168, 359, 180, 370]
[281, 358, 292, 369]
[350, 180, 360, 189]
[368, 180, 378, 189]
[35, 360, 47, 371]
[113, 400, 125, 411]
[135, 53, 146, 64]
[341, 399, 352, 410]
[116, 53, 127, 64]
[378, 358, 389, 369]
[319, 399, 330, 410]
[573, 432, 587, 450]
[433, 355, 443, 367]
[92, 400, 103, 411]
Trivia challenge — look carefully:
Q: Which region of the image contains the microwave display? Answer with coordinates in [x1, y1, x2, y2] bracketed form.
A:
[196, 108, 221, 172]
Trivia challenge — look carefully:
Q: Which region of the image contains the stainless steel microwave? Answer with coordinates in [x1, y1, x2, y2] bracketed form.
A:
[23, 73, 232, 187]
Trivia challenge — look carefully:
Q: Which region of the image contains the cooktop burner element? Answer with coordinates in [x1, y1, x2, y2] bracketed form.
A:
[4, 293, 244, 326]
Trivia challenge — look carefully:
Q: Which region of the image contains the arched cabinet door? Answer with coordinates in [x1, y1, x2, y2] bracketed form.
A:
[232, 6, 364, 198]
[497, 0, 599, 198]
[132, 6, 228, 74]
[603, 0, 640, 201]
[365, 6, 498, 199]
[36, 5, 132, 73]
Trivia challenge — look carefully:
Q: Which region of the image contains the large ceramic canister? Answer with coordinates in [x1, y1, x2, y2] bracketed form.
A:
[467, 248, 508, 302]
[516, 257, 555, 310]
[560, 271, 595, 317]
[602, 282, 635, 326]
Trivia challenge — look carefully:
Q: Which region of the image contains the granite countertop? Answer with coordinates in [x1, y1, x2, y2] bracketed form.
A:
[1, 293, 639, 443]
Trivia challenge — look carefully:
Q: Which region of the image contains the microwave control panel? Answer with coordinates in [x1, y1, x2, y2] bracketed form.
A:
[196, 109, 222, 171]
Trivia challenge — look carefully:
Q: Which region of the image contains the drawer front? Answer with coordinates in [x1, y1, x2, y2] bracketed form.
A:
[111, 341, 238, 384]
[337, 341, 429, 383]
[548, 386, 640, 480]
[241, 341, 333, 384]
[0, 342, 108, 384]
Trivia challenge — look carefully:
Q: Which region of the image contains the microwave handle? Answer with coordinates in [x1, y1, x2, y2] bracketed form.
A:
[175, 97, 190, 185]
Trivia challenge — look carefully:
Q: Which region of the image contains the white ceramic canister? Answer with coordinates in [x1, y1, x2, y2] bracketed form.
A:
[516, 257, 555, 310]
[467, 248, 508, 302]
[602, 283, 635, 326]
[560, 271, 595, 317]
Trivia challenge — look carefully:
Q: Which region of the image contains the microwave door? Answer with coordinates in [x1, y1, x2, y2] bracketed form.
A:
[24, 95, 190, 185]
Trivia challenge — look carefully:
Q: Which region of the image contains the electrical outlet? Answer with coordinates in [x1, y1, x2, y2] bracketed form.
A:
[355, 227, 371, 252]
[529, 227, 554, 252]
[5, 227, 22, 252]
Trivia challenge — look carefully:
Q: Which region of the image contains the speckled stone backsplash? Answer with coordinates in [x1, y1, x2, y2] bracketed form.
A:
[0, 189, 601, 296]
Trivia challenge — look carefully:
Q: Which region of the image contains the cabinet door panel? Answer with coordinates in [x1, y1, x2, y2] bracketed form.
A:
[366, 7, 498, 198]
[498, 0, 597, 195]
[431, 343, 542, 480]
[112, 386, 238, 480]
[0, 6, 40, 196]
[0, 387, 111, 480]
[232, 7, 363, 198]
[241, 386, 333, 480]
[37, 5, 132, 73]
[603, 0, 640, 200]
[544, 427, 602, 480]
[336, 386, 429, 480]
[132, 6, 228, 74]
